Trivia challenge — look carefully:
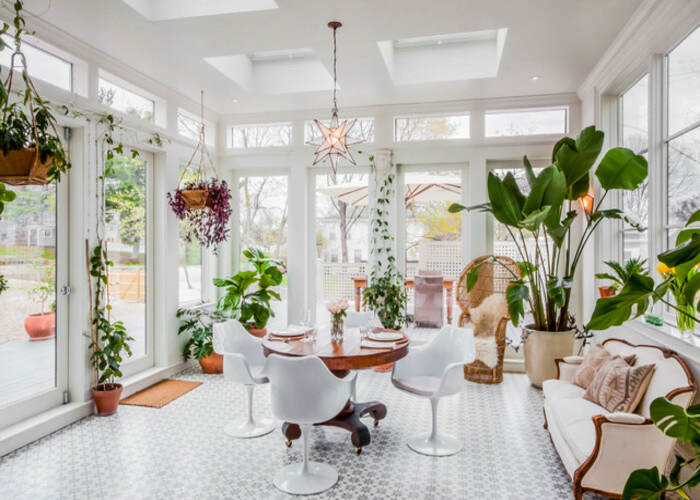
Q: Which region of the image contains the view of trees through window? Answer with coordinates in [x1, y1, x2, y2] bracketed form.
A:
[485, 108, 567, 137]
[230, 123, 291, 148]
[105, 155, 148, 358]
[98, 78, 155, 122]
[667, 28, 700, 244]
[395, 115, 469, 141]
[0, 183, 57, 407]
[622, 75, 649, 262]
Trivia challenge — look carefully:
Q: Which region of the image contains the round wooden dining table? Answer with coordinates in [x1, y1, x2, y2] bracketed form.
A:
[262, 326, 409, 454]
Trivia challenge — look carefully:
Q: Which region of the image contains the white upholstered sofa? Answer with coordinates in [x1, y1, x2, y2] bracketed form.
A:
[543, 338, 696, 500]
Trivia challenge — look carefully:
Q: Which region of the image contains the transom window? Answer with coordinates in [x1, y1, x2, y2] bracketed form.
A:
[228, 122, 292, 148]
[394, 114, 469, 142]
[0, 35, 72, 91]
[485, 108, 567, 137]
[305, 118, 375, 143]
[98, 77, 155, 122]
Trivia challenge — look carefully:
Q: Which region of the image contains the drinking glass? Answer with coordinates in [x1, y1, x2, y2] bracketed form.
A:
[359, 325, 370, 340]
[300, 309, 312, 342]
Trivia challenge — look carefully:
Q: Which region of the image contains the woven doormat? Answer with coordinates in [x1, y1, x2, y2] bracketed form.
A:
[120, 379, 202, 408]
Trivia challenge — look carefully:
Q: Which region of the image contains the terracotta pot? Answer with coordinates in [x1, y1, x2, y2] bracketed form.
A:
[522, 326, 576, 389]
[180, 189, 213, 210]
[598, 286, 615, 298]
[0, 148, 53, 186]
[92, 383, 123, 416]
[248, 326, 267, 338]
[24, 312, 56, 341]
[199, 352, 223, 374]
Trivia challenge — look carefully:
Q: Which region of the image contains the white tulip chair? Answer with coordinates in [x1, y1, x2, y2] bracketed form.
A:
[263, 354, 352, 495]
[343, 310, 379, 401]
[391, 325, 475, 456]
[213, 319, 275, 438]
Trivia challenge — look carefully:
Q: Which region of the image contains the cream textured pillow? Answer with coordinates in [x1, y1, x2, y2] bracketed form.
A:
[572, 343, 636, 389]
[583, 357, 655, 413]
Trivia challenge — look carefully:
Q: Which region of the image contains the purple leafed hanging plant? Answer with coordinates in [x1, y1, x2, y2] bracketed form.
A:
[167, 178, 232, 249]
[166, 91, 232, 250]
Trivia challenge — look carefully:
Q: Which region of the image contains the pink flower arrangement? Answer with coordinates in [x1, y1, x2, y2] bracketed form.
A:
[326, 299, 349, 322]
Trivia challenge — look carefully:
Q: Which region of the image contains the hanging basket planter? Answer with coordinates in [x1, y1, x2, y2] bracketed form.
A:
[167, 91, 232, 249]
[0, 8, 71, 186]
[0, 148, 53, 186]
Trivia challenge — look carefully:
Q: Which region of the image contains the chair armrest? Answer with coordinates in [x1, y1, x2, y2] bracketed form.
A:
[218, 352, 261, 384]
[555, 357, 582, 382]
[605, 412, 647, 425]
[435, 361, 468, 397]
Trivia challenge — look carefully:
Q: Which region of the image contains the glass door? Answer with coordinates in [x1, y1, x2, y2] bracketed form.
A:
[104, 151, 154, 376]
[0, 178, 69, 428]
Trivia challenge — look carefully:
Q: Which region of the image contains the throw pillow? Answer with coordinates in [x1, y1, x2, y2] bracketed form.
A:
[572, 343, 637, 389]
[468, 294, 508, 339]
[583, 357, 655, 413]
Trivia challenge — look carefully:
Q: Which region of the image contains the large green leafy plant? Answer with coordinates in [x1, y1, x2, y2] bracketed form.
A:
[450, 126, 647, 332]
[87, 242, 133, 389]
[587, 208, 700, 332]
[596, 258, 649, 294]
[622, 397, 700, 500]
[177, 308, 226, 360]
[214, 248, 285, 330]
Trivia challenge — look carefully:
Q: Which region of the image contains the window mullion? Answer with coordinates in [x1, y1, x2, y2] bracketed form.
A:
[648, 53, 666, 266]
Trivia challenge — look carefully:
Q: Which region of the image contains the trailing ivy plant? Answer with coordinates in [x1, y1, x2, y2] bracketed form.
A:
[87, 242, 133, 389]
[361, 153, 407, 330]
[177, 308, 226, 360]
[0, 1, 71, 182]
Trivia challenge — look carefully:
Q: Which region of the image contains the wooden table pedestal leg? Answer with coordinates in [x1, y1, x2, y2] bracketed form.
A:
[281, 399, 388, 454]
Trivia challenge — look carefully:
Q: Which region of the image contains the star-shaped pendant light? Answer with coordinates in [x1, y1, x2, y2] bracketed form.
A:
[307, 21, 363, 176]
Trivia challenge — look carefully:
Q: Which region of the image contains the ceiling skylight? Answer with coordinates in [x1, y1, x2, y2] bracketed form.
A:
[378, 29, 508, 86]
[122, 0, 278, 21]
[249, 48, 315, 63]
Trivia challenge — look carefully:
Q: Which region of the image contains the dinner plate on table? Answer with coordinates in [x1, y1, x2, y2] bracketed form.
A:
[369, 331, 405, 342]
[272, 325, 307, 337]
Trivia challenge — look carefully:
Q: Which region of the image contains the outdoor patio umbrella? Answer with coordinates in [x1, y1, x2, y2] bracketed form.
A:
[317, 174, 462, 206]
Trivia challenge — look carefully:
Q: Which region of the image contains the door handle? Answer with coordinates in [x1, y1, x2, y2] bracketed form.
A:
[60, 286, 71, 296]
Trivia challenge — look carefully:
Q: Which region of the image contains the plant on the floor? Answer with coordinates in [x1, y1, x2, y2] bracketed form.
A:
[596, 258, 648, 294]
[85, 241, 134, 391]
[0, 1, 71, 184]
[28, 264, 55, 315]
[587, 208, 700, 332]
[167, 92, 231, 251]
[362, 153, 407, 330]
[177, 307, 226, 361]
[622, 397, 700, 500]
[214, 247, 285, 331]
[449, 126, 647, 332]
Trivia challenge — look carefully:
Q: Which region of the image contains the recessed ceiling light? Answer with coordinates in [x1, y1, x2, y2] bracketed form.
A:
[531, 75, 540, 81]
[231, 98, 239, 103]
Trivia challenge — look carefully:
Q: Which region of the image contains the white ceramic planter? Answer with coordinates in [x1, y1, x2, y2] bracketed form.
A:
[522, 326, 576, 389]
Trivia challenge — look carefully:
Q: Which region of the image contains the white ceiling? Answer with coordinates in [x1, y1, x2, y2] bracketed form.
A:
[21, 0, 643, 116]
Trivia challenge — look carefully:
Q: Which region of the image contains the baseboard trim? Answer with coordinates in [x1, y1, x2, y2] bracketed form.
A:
[504, 358, 526, 373]
[0, 361, 191, 457]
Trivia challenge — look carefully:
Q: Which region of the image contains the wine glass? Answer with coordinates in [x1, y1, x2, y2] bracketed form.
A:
[300, 308, 311, 342]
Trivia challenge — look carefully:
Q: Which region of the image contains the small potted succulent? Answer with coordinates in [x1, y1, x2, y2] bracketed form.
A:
[87, 241, 133, 416]
[0, 2, 71, 185]
[24, 265, 56, 341]
[595, 258, 648, 297]
[177, 307, 226, 373]
[214, 248, 285, 337]
[167, 91, 231, 250]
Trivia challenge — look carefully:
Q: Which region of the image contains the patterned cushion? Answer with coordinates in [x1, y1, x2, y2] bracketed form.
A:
[583, 357, 655, 413]
[572, 343, 636, 389]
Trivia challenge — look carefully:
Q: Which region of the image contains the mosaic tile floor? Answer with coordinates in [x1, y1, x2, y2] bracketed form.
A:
[0, 368, 610, 499]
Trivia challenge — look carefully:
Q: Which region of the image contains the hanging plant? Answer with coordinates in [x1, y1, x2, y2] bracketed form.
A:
[0, 1, 71, 185]
[167, 91, 231, 249]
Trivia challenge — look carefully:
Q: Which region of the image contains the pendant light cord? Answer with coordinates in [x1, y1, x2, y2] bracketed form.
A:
[332, 24, 338, 113]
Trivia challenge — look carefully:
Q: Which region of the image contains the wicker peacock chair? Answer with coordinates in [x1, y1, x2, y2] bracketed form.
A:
[457, 255, 521, 384]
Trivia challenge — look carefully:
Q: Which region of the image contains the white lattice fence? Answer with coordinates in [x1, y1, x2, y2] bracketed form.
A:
[417, 241, 462, 280]
[319, 262, 368, 302]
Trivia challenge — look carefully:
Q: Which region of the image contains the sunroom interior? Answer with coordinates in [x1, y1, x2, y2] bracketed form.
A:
[1, 0, 700, 499]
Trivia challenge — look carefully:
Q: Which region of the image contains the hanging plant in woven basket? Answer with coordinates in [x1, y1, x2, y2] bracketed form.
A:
[167, 91, 231, 249]
[0, 2, 71, 186]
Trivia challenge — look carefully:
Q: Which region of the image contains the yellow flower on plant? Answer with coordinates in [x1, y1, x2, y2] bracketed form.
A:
[657, 263, 674, 275]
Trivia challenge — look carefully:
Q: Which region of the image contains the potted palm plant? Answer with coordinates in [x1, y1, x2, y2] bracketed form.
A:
[214, 248, 285, 337]
[450, 125, 648, 387]
[177, 307, 226, 373]
[87, 241, 133, 416]
[24, 264, 55, 341]
[0, 2, 71, 185]
[595, 258, 648, 297]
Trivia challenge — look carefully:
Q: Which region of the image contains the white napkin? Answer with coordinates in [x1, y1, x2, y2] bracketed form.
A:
[275, 325, 306, 335]
[265, 341, 294, 352]
[361, 340, 396, 349]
